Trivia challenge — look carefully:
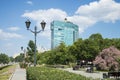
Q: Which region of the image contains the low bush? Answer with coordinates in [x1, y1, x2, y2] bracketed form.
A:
[0, 65, 10, 70]
[19, 62, 27, 68]
[27, 67, 91, 80]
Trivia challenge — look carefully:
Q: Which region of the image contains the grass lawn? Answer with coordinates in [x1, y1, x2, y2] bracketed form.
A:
[0, 64, 16, 80]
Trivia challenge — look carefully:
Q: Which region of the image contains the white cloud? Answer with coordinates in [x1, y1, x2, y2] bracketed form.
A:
[76, 0, 120, 23]
[22, 8, 67, 38]
[8, 27, 20, 31]
[22, 8, 67, 21]
[13, 53, 20, 58]
[22, 0, 120, 36]
[67, 15, 96, 33]
[26, 1, 33, 5]
[0, 29, 23, 40]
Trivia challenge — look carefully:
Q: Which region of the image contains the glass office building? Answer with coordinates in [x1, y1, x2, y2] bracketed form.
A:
[51, 20, 79, 49]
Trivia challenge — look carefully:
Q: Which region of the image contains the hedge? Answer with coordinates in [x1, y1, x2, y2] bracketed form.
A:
[0, 65, 10, 70]
[26, 67, 91, 80]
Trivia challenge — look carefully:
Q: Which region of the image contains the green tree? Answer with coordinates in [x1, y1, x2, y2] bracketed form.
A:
[82, 39, 99, 60]
[89, 33, 103, 51]
[70, 37, 100, 61]
[9, 56, 14, 62]
[111, 38, 120, 50]
[27, 40, 37, 63]
[0, 53, 10, 64]
[89, 33, 103, 40]
[15, 53, 24, 62]
[37, 43, 75, 65]
[54, 43, 75, 64]
[37, 51, 51, 64]
[72, 38, 83, 60]
[37, 33, 120, 65]
[49, 43, 68, 64]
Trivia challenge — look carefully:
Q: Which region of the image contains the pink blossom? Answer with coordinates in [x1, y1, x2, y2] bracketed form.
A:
[94, 46, 120, 71]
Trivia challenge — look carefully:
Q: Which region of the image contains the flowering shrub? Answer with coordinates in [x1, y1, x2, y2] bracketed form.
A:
[26, 67, 91, 80]
[94, 46, 120, 71]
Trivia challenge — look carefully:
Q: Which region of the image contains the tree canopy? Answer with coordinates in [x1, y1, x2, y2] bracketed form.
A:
[27, 40, 36, 63]
[37, 33, 120, 65]
[15, 53, 24, 62]
[94, 46, 120, 71]
[0, 53, 10, 64]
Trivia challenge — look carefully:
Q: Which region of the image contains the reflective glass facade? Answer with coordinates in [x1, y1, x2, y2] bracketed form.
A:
[51, 20, 79, 49]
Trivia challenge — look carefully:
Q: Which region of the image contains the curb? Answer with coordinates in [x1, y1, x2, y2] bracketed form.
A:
[8, 69, 15, 80]
[8, 65, 18, 80]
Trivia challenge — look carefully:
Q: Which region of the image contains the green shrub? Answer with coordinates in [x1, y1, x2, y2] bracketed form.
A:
[19, 62, 27, 68]
[27, 67, 91, 80]
[0, 65, 10, 70]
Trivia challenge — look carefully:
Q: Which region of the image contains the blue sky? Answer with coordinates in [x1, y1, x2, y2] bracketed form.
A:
[0, 0, 120, 57]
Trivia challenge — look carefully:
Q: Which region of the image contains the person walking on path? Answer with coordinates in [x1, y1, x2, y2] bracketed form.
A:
[10, 64, 26, 80]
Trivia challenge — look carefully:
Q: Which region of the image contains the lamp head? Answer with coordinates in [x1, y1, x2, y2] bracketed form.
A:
[40, 20, 46, 31]
[21, 46, 23, 50]
[25, 19, 31, 30]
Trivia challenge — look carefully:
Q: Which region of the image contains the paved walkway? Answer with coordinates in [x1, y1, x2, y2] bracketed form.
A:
[10, 65, 26, 80]
[61, 68, 106, 79]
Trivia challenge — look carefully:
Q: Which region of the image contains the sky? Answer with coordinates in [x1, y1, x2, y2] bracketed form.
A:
[0, 0, 120, 57]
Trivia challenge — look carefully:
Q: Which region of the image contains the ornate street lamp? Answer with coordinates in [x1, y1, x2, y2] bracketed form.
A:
[25, 20, 31, 30]
[25, 19, 46, 66]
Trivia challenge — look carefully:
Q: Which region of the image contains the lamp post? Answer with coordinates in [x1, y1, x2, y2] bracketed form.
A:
[25, 19, 46, 66]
